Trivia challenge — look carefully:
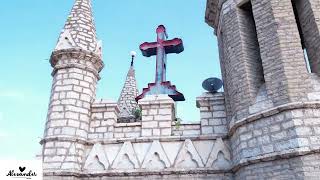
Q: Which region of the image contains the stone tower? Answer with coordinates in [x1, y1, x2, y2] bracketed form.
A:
[117, 61, 139, 123]
[42, 0, 103, 175]
[205, 0, 320, 179]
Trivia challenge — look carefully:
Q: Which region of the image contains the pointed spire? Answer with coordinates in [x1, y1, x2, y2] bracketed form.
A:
[54, 0, 102, 55]
[118, 53, 139, 123]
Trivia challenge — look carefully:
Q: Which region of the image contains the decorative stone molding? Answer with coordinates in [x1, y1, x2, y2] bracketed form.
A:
[111, 141, 140, 169]
[141, 140, 171, 169]
[78, 138, 232, 174]
[174, 139, 204, 168]
[83, 143, 109, 171]
[50, 48, 104, 76]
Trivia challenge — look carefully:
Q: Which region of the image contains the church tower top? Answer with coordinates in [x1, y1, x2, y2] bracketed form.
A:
[52, 0, 102, 62]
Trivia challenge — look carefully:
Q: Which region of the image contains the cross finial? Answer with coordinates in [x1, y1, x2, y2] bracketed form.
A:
[135, 25, 185, 102]
[130, 51, 137, 66]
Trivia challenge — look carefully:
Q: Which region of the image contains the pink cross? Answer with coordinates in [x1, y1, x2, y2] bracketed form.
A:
[136, 25, 185, 101]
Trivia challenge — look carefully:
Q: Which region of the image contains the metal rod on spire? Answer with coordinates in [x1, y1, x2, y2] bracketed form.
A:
[130, 51, 137, 66]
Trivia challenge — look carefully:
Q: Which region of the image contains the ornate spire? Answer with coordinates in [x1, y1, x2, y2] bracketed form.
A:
[54, 0, 102, 56]
[117, 53, 140, 123]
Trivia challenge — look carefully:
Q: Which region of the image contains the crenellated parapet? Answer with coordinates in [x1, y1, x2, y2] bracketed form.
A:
[42, 94, 233, 179]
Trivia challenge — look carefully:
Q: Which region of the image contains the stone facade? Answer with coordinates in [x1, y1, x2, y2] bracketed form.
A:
[42, 94, 233, 179]
[41, 0, 320, 179]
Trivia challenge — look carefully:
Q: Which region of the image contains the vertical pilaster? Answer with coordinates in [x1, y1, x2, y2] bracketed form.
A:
[138, 95, 175, 137]
[218, 2, 265, 119]
[251, 0, 309, 105]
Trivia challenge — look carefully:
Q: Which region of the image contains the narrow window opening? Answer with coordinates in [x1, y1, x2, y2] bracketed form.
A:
[239, 1, 265, 94]
[291, 0, 312, 73]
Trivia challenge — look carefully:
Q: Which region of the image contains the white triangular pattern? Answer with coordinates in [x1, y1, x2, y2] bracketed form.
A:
[111, 141, 140, 169]
[55, 30, 76, 50]
[60, 143, 81, 170]
[141, 140, 171, 169]
[84, 143, 109, 170]
[174, 139, 204, 168]
[205, 138, 231, 168]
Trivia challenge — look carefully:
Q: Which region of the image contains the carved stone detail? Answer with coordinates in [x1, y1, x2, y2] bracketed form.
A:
[205, 138, 231, 168]
[141, 140, 171, 169]
[84, 143, 109, 170]
[112, 141, 140, 169]
[174, 139, 204, 168]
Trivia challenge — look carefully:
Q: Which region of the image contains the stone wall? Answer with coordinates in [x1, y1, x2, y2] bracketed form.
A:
[48, 137, 232, 179]
[45, 173, 233, 180]
[42, 93, 233, 179]
[89, 99, 118, 140]
[113, 123, 141, 138]
[172, 123, 201, 136]
[230, 106, 320, 166]
[88, 94, 229, 139]
[205, 0, 320, 179]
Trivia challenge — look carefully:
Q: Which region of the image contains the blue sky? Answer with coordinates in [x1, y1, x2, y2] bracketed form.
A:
[0, 0, 220, 159]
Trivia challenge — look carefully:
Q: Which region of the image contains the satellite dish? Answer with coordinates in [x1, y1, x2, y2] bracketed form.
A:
[202, 77, 223, 92]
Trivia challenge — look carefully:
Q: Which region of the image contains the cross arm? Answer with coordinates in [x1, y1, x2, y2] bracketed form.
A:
[139, 42, 158, 57]
[163, 38, 184, 54]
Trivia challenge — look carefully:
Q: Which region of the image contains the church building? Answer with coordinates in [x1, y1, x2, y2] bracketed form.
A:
[40, 0, 320, 179]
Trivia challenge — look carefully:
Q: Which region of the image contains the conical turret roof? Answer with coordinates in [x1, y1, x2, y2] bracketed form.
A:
[118, 64, 140, 123]
[54, 0, 102, 55]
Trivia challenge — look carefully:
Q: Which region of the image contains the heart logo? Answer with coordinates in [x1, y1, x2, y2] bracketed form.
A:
[19, 167, 26, 172]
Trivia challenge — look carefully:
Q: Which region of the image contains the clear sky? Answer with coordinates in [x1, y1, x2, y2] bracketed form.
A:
[0, 0, 220, 159]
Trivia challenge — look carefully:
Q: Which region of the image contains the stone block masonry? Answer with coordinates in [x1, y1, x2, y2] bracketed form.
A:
[251, 0, 310, 105]
[205, 0, 320, 179]
[138, 95, 175, 136]
[197, 92, 228, 135]
[89, 99, 119, 140]
[42, 49, 103, 173]
[46, 65, 97, 139]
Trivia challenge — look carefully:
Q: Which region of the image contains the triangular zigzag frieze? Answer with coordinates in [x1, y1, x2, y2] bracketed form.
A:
[205, 138, 231, 168]
[83, 143, 109, 170]
[141, 140, 171, 169]
[174, 139, 204, 168]
[111, 141, 140, 169]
